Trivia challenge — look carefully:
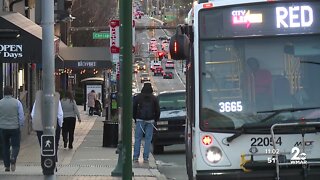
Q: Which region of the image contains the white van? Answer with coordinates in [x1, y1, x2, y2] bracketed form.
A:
[150, 60, 161, 72]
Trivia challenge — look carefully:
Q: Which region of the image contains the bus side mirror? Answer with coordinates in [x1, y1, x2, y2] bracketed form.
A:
[169, 34, 190, 60]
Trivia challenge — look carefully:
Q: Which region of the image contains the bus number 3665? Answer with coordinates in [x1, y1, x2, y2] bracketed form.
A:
[218, 101, 243, 112]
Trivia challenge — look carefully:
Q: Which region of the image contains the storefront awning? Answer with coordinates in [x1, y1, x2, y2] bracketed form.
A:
[0, 12, 59, 63]
[57, 47, 112, 69]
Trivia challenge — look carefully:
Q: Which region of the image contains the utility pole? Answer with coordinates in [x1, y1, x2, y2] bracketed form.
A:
[41, 0, 57, 178]
[120, 0, 133, 178]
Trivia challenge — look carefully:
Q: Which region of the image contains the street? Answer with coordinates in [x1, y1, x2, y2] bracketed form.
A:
[154, 145, 187, 180]
[135, 15, 187, 180]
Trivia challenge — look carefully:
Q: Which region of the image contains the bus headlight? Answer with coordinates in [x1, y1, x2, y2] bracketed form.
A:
[206, 146, 222, 163]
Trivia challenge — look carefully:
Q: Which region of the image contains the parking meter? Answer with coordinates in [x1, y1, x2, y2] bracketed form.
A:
[41, 135, 56, 175]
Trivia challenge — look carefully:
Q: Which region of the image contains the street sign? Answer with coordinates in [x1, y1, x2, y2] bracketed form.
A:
[41, 135, 55, 156]
[93, 32, 110, 39]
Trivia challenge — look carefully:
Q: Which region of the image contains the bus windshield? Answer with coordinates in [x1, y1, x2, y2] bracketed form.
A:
[199, 35, 320, 131]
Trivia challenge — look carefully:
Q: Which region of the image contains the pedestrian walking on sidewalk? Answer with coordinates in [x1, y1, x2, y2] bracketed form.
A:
[133, 83, 160, 163]
[61, 91, 81, 149]
[0, 86, 25, 172]
[31, 90, 63, 163]
[87, 90, 97, 116]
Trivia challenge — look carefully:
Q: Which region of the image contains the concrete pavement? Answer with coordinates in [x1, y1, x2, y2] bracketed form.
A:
[0, 107, 167, 180]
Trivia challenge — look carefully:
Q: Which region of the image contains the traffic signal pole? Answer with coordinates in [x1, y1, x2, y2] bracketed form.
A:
[41, 0, 56, 178]
[120, 0, 133, 178]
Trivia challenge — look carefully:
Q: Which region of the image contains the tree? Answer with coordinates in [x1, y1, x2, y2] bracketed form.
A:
[70, 0, 118, 47]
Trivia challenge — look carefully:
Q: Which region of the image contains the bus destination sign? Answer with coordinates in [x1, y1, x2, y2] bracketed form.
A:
[199, 2, 320, 39]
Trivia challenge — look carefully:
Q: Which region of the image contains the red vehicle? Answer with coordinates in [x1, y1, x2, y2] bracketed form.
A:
[163, 71, 174, 79]
[153, 66, 163, 76]
[151, 64, 161, 72]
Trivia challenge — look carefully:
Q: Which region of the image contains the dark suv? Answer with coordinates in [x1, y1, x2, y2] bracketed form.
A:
[152, 90, 186, 154]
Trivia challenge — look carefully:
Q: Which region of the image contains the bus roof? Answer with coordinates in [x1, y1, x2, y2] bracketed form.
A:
[207, 0, 269, 5]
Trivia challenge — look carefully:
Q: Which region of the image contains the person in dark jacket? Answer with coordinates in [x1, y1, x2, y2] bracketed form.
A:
[132, 83, 160, 163]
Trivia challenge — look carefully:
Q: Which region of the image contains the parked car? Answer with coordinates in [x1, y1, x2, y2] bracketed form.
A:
[152, 90, 186, 154]
[140, 72, 150, 83]
[165, 60, 174, 69]
[163, 71, 174, 79]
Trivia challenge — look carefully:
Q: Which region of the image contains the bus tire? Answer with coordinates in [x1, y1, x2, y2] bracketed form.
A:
[185, 118, 194, 180]
[153, 144, 164, 154]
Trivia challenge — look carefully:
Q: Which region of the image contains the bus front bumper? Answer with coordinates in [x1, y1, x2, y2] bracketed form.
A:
[196, 168, 320, 180]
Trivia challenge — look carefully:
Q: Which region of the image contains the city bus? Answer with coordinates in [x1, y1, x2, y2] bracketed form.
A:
[169, 0, 320, 179]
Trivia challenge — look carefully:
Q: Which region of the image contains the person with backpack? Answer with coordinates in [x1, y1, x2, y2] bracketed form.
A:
[133, 83, 160, 163]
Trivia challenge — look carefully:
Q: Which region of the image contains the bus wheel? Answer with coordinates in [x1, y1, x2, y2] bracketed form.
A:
[185, 119, 194, 180]
[153, 144, 164, 154]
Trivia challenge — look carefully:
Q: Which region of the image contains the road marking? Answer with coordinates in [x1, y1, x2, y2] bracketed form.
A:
[174, 68, 186, 88]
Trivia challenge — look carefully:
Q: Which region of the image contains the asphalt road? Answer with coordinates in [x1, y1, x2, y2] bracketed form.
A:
[134, 15, 188, 180]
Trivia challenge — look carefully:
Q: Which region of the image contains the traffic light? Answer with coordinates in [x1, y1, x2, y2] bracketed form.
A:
[169, 33, 189, 60]
[158, 52, 164, 60]
[169, 24, 191, 60]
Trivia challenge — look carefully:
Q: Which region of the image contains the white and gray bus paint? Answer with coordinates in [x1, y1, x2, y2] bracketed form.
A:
[172, 0, 320, 179]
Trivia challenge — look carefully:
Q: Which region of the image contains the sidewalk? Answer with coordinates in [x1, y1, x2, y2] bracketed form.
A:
[0, 107, 167, 180]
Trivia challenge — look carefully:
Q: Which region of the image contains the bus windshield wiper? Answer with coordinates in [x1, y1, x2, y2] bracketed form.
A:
[260, 107, 320, 122]
[226, 127, 245, 143]
[226, 124, 268, 143]
[226, 107, 320, 143]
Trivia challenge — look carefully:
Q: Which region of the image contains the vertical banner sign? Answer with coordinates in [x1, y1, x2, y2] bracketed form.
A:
[112, 54, 120, 80]
[109, 19, 136, 54]
[110, 20, 120, 53]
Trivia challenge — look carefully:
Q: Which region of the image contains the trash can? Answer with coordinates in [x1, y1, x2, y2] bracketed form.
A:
[102, 121, 118, 147]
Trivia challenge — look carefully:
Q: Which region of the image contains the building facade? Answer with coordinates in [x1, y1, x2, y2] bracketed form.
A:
[0, 0, 72, 137]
